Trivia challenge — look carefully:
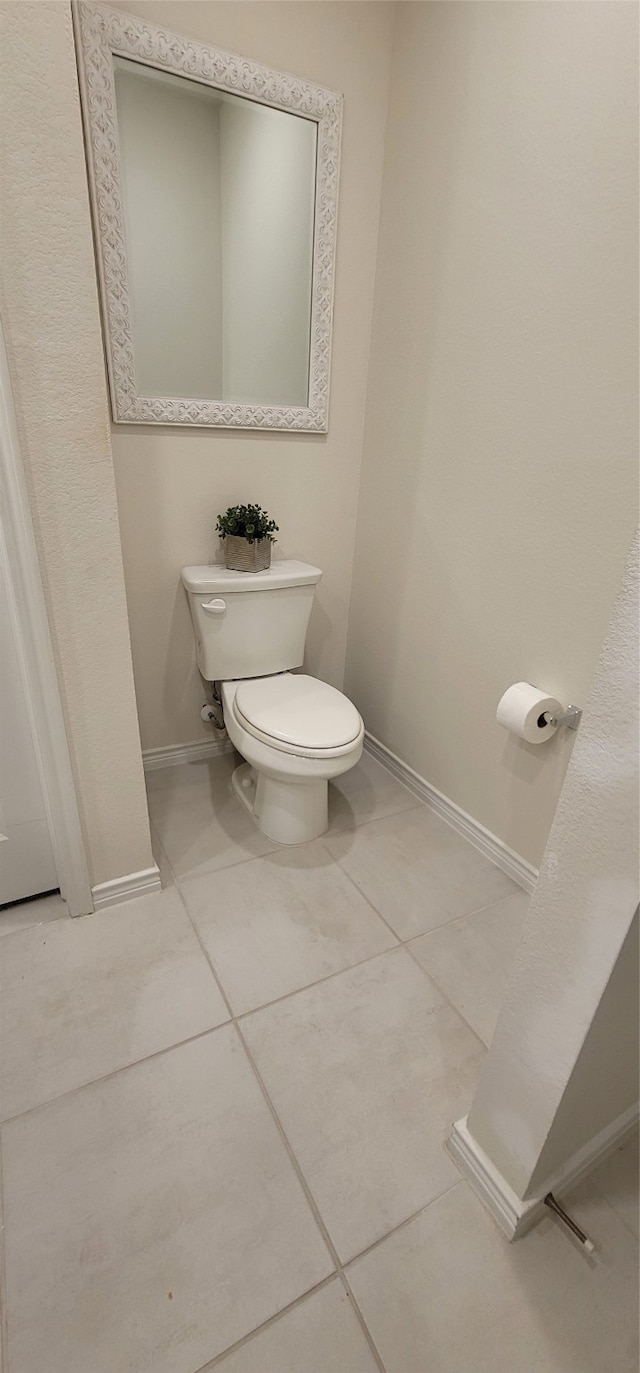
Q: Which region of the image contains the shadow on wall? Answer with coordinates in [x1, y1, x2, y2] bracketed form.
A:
[346, 11, 475, 766]
[499, 728, 577, 849]
[164, 581, 207, 742]
[345, 1, 638, 870]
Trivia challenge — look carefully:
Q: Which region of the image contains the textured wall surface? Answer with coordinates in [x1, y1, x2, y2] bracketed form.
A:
[0, 1, 154, 887]
[345, 0, 639, 866]
[468, 531, 639, 1197]
[108, 0, 395, 751]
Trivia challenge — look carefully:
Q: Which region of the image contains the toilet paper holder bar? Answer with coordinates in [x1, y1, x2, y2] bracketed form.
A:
[545, 704, 582, 731]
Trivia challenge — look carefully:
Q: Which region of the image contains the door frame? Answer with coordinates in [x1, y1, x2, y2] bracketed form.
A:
[0, 318, 93, 917]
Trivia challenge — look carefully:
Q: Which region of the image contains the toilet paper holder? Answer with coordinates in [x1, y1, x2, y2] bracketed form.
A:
[544, 704, 582, 731]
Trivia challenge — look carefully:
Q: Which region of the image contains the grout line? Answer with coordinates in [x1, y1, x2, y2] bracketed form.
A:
[0, 1022, 231, 1129]
[404, 888, 528, 938]
[162, 839, 337, 1256]
[151, 842, 281, 884]
[148, 773, 425, 887]
[362, 737, 536, 895]
[163, 808, 476, 1373]
[3, 777, 503, 1366]
[323, 842, 492, 1051]
[158, 786, 488, 1070]
[402, 941, 490, 1052]
[336, 1269, 388, 1371]
[191, 1273, 339, 1372]
[0, 942, 482, 1134]
[1, 803, 489, 1119]
[159, 828, 389, 1372]
[319, 818, 526, 1054]
[230, 939, 400, 1023]
[327, 845, 519, 944]
[327, 798, 425, 839]
[234, 1021, 388, 1373]
[234, 1024, 338, 1265]
[195, 1181, 471, 1372]
[343, 1179, 463, 1271]
[152, 835, 236, 1025]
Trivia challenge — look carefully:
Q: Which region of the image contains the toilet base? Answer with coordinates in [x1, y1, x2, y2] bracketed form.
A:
[231, 762, 328, 845]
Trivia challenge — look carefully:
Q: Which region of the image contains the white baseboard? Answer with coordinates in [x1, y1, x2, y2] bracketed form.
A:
[364, 732, 538, 894]
[448, 1105, 639, 1240]
[535, 1102, 640, 1204]
[142, 736, 233, 772]
[92, 865, 162, 910]
[447, 1118, 539, 1239]
[144, 730, 537, 897]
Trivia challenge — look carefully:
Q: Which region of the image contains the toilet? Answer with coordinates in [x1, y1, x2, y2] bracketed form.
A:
[181, 560, 364, 844]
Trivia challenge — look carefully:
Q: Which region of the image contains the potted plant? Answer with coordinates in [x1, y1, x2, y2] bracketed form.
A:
[215, 503, 279, 573]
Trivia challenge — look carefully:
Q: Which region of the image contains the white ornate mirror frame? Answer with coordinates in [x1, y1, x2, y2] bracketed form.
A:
[73, 3, 342, 431]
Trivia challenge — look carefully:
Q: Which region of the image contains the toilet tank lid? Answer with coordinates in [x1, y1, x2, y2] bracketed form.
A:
[181, 560, 322, 593]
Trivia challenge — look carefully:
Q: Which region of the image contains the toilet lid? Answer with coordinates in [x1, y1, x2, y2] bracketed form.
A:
[234, 674, 362, 755]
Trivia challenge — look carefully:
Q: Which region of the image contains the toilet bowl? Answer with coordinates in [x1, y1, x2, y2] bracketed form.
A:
[181, 559, 364, 845]
[222, 674, 364, 844]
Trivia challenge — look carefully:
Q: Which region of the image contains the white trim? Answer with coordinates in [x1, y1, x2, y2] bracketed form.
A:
[74, 3, 342, 432]
[448, 1105, 639, 1240]
[92, 865, 162, 910]
[0, 320, 93, 918]
[364, 733, 538, 894]
[447, 1117, 539, 1240]
[143, 737, 234, 772]
[534, 1102, 640, 1203]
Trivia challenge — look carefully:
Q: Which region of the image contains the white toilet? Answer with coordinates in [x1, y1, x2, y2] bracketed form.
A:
[181, 560, 364, 844]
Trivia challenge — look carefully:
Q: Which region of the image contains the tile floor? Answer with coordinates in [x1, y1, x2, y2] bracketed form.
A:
[0, 749, 637, 1373]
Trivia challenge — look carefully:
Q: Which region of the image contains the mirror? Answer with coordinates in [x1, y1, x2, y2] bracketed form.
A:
[113, 58, 316, 408]
[75, 4, 342, 430]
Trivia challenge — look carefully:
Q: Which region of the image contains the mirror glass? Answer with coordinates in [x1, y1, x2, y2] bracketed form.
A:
[113, 56, 317, 407]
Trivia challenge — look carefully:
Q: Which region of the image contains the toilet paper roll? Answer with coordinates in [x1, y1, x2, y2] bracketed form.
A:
[496, 682, 561, 744]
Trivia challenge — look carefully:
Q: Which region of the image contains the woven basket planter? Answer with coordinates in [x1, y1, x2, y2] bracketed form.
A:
[225, 535, 272, 573]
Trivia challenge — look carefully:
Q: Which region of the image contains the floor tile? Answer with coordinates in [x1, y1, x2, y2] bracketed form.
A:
[2, 1027, 332, 1373]
[181, 841, 397, 1015]
[148, 755, 277, 880]
[409, 890, 529, 1044]
[347, 1181, 639, 1373]
[208, 1278, 379, 1373]
[328, 752, 418, 832]
[591, 1132, 639, 1238]
[242, 948, 484, 1260]
[326, 807, 518, 940]
[0, 885, 228, 1118]
[0, 891, 67, 937]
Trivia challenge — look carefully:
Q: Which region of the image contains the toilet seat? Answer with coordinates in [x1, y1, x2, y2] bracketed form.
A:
[233, 673, 363, 759]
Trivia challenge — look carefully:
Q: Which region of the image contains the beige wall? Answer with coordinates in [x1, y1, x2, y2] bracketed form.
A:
[467, 531, 639, 1199]
[108, 0, 395, 753]
[345, 0, 639, 866]
[0, 1, 154, 888]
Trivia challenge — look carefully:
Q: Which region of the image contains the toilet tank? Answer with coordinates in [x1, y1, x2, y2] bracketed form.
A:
[181, 560, 322, 682]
